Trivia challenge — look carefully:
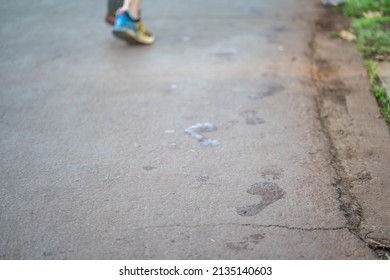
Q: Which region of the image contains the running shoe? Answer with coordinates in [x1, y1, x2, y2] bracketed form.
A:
[112, 9, 155, 45]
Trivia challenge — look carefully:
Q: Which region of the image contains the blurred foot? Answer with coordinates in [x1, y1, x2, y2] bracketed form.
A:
[112, 9, 155, 45]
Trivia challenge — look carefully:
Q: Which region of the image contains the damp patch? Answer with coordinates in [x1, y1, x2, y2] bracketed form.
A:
[248, 82, 285, 100]
[215, 49, 241, 63]
[226, 233, 264, 251]
[259, 26, 289, 38]
[185, 122, 220, 147]
[143, 166, 156, 171]
[242, 110, 265, 125]
[244, 6, 263, 15]
[261, 166, 284, 180]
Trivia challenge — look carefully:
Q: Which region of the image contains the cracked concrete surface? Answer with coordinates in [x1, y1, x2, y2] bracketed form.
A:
[310, 8, 390, 258]
[122, 223, 347, 232]
[0, 0, 388, 259]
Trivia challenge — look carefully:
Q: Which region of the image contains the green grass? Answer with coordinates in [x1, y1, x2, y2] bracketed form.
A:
[365, 60, 390, 126]
[338, 0, 390, 127]
[342, 0, 390, 17]
[352, 17, 390, 59]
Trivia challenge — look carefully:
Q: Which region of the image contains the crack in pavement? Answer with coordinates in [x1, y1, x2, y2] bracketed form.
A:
[132, 223, 348, 232]
[309, 27, 363, 233]
[249, 224, 347, 232]
[307, 9, 389, 259]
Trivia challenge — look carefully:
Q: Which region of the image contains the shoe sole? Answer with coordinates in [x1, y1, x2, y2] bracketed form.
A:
[112, 28, 138, 44]
[112, 28, 154, 45]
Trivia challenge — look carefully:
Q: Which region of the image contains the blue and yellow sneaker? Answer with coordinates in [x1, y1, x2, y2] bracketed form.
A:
[112, 9, 155, 45]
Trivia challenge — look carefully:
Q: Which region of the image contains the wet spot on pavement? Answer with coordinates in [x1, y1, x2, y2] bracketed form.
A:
[237, 182, 285, 216]
[261, 166, 284, 180]
[242, 110, 265, 125]
[143, 166, 157, 171]
[357, 170, 372, 182]
[244, 6, 263, 15]
[262, 72, 279, 78]
[185, 122, 220, 147]
[271, 26, 289, 33]
[215, 49, 241, 63]
[196, 175, 210, 183]
[323, 79, 349, 108]
[222, 119, 239, 130]
[227, 233, 264, 251]
[194, 172, 214, 189]
[248, 82, 285, 100]
[352, 170, 373, 185]
[260, 26, 289, 38]
[42, 251, 53, 258]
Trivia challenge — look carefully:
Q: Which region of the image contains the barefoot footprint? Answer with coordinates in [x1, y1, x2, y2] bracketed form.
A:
[242, 110, 265, 125]
[226, 233, 264, 251]
[237, 182, 285, 216]
[248, 82, 285, 100]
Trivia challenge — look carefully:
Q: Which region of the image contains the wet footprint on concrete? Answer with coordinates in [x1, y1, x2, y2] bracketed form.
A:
[227, 233, 264, 251]
[241, 110, 265, 125]
[214, 49, 241, 63]
[259, 26, 289, 39]
[248, 82, 285, 100]
[185, 122, 220, 147]
[244, 6, 263, 15]
[261, 165, 284, 180]
[237, 182, 285, 216]
[143, 166, 157, 171]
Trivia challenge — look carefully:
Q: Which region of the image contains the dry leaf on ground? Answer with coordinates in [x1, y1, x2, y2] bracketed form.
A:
[339, 30, 356, 42]
[363, 11, 383, 19]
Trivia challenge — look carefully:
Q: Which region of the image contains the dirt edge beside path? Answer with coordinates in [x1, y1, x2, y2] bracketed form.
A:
[309, 7, 390, 259]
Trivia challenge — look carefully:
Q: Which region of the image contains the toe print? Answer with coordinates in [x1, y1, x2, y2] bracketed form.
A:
[227, 233, 264, 251]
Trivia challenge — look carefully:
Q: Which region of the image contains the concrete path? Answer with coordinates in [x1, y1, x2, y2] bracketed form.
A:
[0, 0, 388, 259]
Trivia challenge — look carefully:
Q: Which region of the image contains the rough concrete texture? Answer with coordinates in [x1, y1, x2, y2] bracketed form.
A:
[312, 9, 390, 258]
[0, 0, 388, 259]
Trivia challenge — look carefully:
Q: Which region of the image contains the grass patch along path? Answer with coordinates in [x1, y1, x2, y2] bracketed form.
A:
[339, 0, 390, 127]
